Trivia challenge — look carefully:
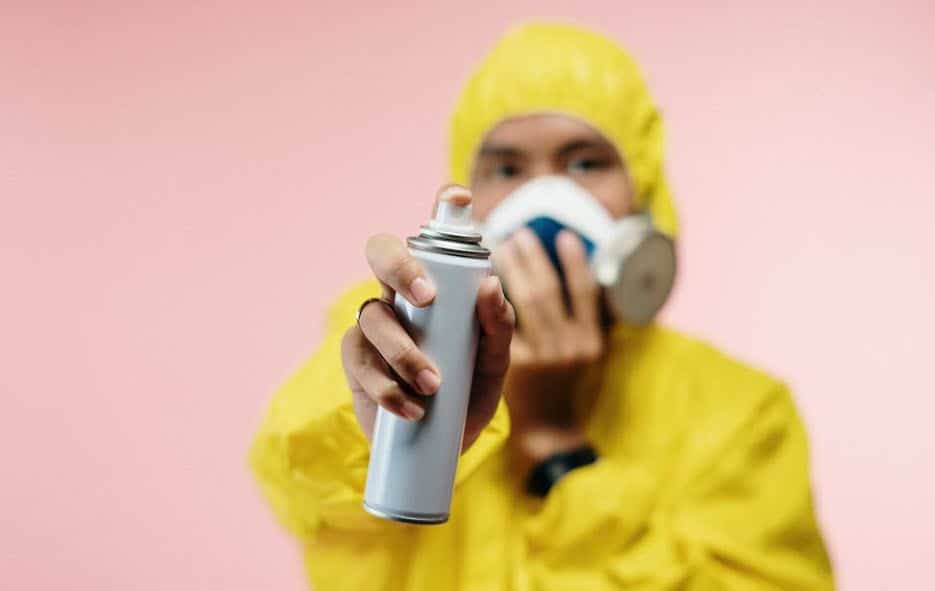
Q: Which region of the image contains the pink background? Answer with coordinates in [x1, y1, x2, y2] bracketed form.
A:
[2, 1, 933, 589]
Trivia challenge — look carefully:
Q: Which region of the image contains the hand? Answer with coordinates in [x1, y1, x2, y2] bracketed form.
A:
[340, 184, 516, 452]
[493, 227, 606, 473]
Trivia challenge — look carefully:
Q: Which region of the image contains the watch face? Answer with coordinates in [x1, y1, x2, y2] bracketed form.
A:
[607, 232, 677, 325]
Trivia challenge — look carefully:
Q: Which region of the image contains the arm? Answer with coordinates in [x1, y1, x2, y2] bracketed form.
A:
[522, 385, 834, 590]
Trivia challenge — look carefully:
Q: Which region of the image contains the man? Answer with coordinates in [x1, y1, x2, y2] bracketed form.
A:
[250, 22, 834, 590]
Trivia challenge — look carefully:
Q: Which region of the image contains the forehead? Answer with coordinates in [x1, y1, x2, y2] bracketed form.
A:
[479, 113, 613, 152]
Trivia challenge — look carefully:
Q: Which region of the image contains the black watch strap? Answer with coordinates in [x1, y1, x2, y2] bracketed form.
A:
[526, 444, 598, 497]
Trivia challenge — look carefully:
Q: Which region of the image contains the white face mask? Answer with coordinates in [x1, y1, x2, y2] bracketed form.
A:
[477, 175, 677, 325]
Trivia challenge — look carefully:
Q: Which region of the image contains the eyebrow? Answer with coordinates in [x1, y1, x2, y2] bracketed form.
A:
[477, 137, 614, 159]
[477, 144, 523, 158]
[556, 138, 614, 157]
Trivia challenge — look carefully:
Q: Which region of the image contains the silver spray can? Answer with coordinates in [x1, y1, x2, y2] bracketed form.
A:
[363, 197, 491, 524]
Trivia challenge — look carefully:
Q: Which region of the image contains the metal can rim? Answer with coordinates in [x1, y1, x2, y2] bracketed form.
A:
[407, 236, 490, 259]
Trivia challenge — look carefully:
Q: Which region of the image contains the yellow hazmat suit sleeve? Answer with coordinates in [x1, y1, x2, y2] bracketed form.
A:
[248, 279, 510, 537]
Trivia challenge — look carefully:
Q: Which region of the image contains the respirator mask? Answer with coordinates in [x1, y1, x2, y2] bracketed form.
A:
[478, 175, 677, 325]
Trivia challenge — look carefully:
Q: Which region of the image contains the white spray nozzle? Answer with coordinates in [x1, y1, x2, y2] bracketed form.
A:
[430, 186, 474, 231]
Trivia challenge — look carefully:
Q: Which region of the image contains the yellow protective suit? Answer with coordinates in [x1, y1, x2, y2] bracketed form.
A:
[250, 22, 833, 591]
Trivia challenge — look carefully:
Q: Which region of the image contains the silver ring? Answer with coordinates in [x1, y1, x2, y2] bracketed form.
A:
[356, 297, 394, 328]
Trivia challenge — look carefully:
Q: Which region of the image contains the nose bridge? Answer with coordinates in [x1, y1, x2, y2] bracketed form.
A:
[528, 154, 564, 178]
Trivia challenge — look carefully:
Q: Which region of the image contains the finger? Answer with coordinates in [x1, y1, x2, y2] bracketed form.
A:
[434, 183, 472, 208]
[493, 238, 549, 351]
[556, 229, 600, 327]
[510, 227, 567, 323]
[491, 239, 537, 335]
[341, 326, 426, 422]
[341, 328, 379, 438]
[357, 300, 442, 396]
[508, 334, 534, 367]
[474, 276, 514, 382]
[366, 233, 436, 307]
[464, 276, 514, 449]
[491, 244, 532, 364]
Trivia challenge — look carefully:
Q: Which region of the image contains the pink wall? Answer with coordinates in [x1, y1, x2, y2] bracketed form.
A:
[2, 1, 933, 589]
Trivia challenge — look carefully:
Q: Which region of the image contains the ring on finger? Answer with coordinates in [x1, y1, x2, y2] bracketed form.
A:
[356, 297, 395, 328]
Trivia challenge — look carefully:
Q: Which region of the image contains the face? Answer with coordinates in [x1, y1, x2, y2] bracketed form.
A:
[469, 113, 634, 221]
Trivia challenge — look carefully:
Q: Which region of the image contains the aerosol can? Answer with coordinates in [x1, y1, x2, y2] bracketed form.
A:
[363, 195, 490, 524]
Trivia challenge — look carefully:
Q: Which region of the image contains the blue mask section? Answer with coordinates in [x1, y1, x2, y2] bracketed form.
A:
[526, 217, 596, 277]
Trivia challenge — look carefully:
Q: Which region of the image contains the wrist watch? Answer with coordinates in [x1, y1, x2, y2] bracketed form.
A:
[526, 444, 599, 497]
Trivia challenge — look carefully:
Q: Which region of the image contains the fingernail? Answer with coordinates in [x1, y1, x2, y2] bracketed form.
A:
[515, 227, 537, 246]
[557, 229, 580, 250]
[438, 184, 472, 206]
[416, 368, 441, 395]
[402, 399, 425, 421]
[409, 277, 435, 305]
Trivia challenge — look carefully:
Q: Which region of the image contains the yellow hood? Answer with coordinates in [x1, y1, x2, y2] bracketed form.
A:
[448, 22, 678, 236]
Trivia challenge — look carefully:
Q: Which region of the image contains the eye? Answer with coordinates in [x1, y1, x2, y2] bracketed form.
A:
[494, 163, 521, 179]
[568, 158, 608, 173]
